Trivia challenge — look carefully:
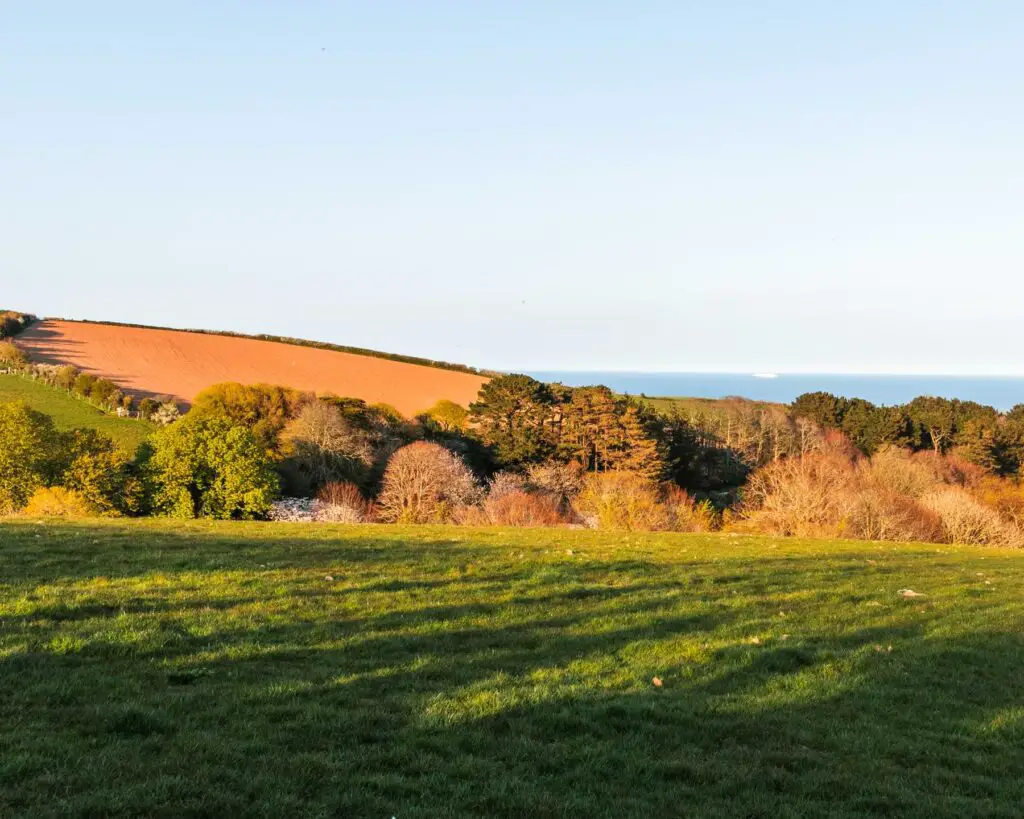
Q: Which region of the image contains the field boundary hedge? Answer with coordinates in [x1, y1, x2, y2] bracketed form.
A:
[0, 311, 37, 339]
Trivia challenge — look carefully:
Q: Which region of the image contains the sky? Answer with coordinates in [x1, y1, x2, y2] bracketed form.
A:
[3, 2, 1023, 374]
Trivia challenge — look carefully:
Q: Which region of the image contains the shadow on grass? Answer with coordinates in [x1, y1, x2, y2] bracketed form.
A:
[2, 522, 1023, 817]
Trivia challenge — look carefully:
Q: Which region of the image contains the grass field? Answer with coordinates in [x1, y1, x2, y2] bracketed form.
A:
[1, 521, 1022, 817]
[0, 374, 155, 452]
[637, 394, 783, 416]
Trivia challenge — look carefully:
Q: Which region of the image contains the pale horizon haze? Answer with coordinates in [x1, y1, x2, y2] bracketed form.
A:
[3, 2, 1023, 374]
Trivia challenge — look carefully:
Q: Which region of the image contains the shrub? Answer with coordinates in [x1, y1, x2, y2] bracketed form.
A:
[921, 489, 1021, 546]
[919, 452, 987, 489]
[662, 486, 719, 532]
[148, 414, 279, 519]
[525, 462, 584, 508]
[56, 429, 140, 516]
[862, 446, 938, 499]
[0, 341, 26, 370]
[55, 366, 79, 391]
[842, 487, 942, 543]
[482, 489, 565, 527]
[420, 399, 469, 432]
[315, 481, 374, 523]
[574, 472, 670, 531]
[740, 452, 857, 538]
[21, 487, 98, 518]
[279, 401, 375, 494]
[0, 311, 35, 339]
[487, 471, 528, 501]
[268, 498, 317, 522]
[192, 383, 305, 454]
[0, 401, 58, 516]
[378, 442, 481, 523]
[89, 379, 117, 406]
[150, 401, 181, 426]
[137, 398, 159, 419]
[73, 372, 97, 397]
[973, 477, 1024, 527]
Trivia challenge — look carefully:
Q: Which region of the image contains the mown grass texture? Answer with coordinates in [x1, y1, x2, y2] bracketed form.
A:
[1, 520, 1021, 817]
[0, 374, 155, 452]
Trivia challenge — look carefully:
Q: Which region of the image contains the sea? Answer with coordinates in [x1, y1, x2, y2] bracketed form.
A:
[526, 372, 1024, 412]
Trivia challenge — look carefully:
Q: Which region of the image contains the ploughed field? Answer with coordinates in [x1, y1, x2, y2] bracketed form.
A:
[16, 320, 487, 415]
[1, 521, 1022, 818]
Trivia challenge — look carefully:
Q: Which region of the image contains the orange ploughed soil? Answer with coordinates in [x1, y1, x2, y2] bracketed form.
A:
[17, 320, 487, 415]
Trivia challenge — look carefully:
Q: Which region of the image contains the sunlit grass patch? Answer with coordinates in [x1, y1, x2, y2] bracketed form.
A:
[1, 519, 1022, 817]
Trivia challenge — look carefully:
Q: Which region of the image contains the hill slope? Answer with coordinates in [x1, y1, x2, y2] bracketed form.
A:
[2, 520, 1022, 817]
[0, 374, 155, 451]
[17, 320, 488, 416]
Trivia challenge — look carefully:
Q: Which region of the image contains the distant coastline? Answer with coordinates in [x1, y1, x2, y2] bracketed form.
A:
[527, 372, 1024, 411]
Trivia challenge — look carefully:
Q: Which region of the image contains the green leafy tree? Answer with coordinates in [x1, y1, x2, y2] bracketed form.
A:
[0, 401, 57, 515]
[907, 396, 958, 455]
[0, 341, 26, 369]
[89, 379, 118, 407]
[419, 399, 469, 433]
[279, 400, 375, 494]
[73, 372, 97, 398]
[791, 392, 847, 428]
[839, 398, 884, 454]
[54, 366, 79, 391]
[137, 397, 159, 419]
[469, 374, 556, 467]
[876, 406, 915, 450]
[148, 414, 279, 519]
[56, 429, 140, 515]
[606, 402, 665, 480]
[0, 311, 35, 339]
[558, 386, 619, 471]
[190, 382, 306, 455]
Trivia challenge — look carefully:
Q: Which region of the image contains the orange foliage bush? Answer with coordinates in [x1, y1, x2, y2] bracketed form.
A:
[574, 472, 670, 532]
[741, 443, 1024, 546]
[921, 489, 1021, 546]
[842, 487, 942, 543]
[316, 481, 375, 523]
[662, 486, 719, 532]
[741, 451, 859, 538]
[972, 477, 1024, 528]
[482, 489, 566, 527]
[21, 487, 98, 519]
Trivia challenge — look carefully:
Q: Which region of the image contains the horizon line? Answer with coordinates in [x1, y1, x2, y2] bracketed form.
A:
[523, 370, 1024, 378]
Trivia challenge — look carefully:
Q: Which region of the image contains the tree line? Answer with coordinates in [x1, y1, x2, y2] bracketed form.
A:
[0, 311, 35, 339]
[790, 392, 1024, 475]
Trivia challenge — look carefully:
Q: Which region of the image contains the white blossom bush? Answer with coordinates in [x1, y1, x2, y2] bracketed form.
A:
[150, 401, 182, 426]
[268, 498, 318, 522]
[268, 497, 371, 524]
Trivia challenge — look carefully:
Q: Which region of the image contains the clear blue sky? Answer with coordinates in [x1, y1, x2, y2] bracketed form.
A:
[3, 2, 1023, 373]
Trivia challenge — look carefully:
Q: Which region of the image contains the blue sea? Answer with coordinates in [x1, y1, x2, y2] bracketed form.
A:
[526, 373, 1024, 412]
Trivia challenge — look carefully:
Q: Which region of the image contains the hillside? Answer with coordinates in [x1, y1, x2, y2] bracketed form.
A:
[2, 520, 1021, 817]
[638, 394, 785, 416]
[0, 374, 155, 451]
[16, 320, 488, 416]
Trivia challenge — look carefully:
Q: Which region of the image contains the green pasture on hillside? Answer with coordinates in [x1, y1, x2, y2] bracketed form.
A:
[0, 374, 155, 452]
[637, 394, 782, 416]
[1, 521, 1021, 817]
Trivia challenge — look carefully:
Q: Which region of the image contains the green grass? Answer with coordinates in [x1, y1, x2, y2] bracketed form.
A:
[637, 394, 784, 415]
[0, 374, 155, 452]
[1, 520, 1022, 817]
